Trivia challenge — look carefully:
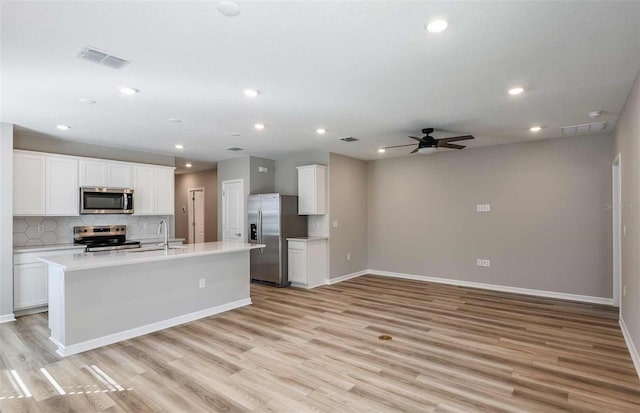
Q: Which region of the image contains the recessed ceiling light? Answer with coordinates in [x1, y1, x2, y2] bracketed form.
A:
[231, 132, 240, 136]
[254, 123, 265, 130]
[169, 118, 181, 123]
[185, 163, 192, 168]
[79, 98, 96, 104]
[316, 128, 326, 135]
[508, 87, 525, 95]
[56, 124, 70, 130]
[243, 89, 259, 98]
[119, 86, 139, 95]
[529, 126, 542, 132]
[425, 19, 448, 33]
[378, 148, 386, 153]
[217, 1, 241, 17]
[175, 144, 185, 149]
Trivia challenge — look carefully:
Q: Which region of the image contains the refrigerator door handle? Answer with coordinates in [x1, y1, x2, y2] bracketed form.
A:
[258, 209, 263, 254]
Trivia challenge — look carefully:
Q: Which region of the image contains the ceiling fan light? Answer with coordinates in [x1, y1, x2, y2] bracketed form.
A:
[417, 147, 438, 155]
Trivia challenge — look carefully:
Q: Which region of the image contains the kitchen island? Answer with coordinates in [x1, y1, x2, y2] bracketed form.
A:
[39, 241, 264, 357]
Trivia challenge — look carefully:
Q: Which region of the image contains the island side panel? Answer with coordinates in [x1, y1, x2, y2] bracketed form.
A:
[61, 250, 250, 351]
[47, 264, 65, 346]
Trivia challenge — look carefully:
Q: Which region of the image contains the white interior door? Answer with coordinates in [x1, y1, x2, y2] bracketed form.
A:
[222, 179, 244, 242]
[188, 189, 205, 244]
[612, 154, 622, 309]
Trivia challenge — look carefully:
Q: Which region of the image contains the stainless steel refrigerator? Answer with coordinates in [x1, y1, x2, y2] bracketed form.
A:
[248, 193, 307, 287]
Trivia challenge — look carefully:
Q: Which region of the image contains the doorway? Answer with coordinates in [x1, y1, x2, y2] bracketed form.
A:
[222, 179, 244, 242]
[188, 188, 205, 244]
[612, 154, 622, 309]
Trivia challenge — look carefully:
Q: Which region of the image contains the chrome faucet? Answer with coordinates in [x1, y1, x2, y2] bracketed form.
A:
[157, 220, 169, 250]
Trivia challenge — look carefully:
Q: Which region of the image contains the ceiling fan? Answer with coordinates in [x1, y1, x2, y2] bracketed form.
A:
[382, 128, 475, 154]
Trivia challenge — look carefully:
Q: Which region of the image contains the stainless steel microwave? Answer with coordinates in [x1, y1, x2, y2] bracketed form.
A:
[80, 187, 134, 214]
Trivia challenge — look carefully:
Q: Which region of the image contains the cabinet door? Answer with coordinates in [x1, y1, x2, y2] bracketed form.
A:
[46, 156, 79, 216]
[79, 160, 107, 187]
[154, 167, 175, 215]
[14, 263, 48, 309]
[288, 248, 307, 284]
[133, 167, 155, 215]
[297, 167, 316, 215]
[107, 163, 132, 188]
[13, 152, 46, 215]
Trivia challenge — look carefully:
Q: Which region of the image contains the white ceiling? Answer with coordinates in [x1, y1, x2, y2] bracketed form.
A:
[2, 1, 639, 163]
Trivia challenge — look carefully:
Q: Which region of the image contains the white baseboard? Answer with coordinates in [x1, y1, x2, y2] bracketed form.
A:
[326, 270, 368, 285]
[620, 316, 640, 380]
[291, 281, 326, 289]
[0, 313, 16, 324]
[51, 298, 252, 357]
[368, 269, 614, 306]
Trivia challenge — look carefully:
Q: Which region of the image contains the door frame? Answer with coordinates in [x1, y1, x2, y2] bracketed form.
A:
[187, 187, 205, 244]
[221, 179, 245, 242]
[612, 154, 622, 310]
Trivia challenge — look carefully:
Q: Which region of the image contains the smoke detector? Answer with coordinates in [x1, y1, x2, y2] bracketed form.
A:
[77, 46, 130, 69]
[588, 110, 603, 119]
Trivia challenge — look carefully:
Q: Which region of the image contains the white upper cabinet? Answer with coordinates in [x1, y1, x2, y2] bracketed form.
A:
[133, 165, 174, 215]
[79, 160, 132, 188]
[46, 156, 79, 216]
[13, 152, 46, 215]
[297, 165, 327, 215]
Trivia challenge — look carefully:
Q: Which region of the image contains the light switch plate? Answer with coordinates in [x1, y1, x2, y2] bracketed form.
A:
[476, 204, 483, 212]
[332, 220, 339, 228]
[482, 259, 490, 267]
[482, 204, 491, 212]
[477, 259, 483, 267]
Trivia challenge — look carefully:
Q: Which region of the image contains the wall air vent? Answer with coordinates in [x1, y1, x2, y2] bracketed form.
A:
[561, 121, 607, 135]
[77, 46, 130, 69]
[339, 137, 359, 142]
[226, 147, 243, 151]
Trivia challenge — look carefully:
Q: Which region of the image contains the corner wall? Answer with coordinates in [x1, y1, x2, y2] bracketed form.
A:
[0, 123, 14, 322]
[614, 70, 640, 372]
[367, 133, 613, 299]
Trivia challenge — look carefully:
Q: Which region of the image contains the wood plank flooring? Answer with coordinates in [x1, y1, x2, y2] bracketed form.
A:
[1, 275, 639, 412]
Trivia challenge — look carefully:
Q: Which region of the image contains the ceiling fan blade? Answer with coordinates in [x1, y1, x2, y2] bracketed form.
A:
[410, 147, 419, 154]
[408, 136, 423, 142]
[438, 135, 475, 143]
[382, 143, 418, 149]
[438, 143, 466, 150]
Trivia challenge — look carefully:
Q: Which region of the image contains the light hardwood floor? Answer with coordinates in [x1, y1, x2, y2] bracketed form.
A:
[1, 275, 639, 412]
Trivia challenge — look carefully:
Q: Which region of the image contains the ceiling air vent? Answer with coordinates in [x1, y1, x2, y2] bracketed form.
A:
[77, 46, 130, 69]
[561, 121, 607, 135]
[226, 147, 243, 152]
[340, 137, 359, 142]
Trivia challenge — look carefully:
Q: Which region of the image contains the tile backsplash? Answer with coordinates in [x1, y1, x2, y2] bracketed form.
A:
[13, 215, 170, 247]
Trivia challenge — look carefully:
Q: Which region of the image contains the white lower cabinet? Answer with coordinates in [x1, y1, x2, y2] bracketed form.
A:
[287, 238, 328, 288]
[14, 247, 86, 312]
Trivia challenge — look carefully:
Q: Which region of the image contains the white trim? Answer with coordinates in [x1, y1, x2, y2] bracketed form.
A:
[612, 153, 622, 308]
[326, 270, 368, 285]
[50, 298, 251, 357]
[368, 270, 614, 305]
[620, 316, 640, 380]
[0, 313, 16, 323]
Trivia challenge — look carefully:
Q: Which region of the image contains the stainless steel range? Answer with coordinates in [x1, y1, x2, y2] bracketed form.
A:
[74, 225, 141, 252]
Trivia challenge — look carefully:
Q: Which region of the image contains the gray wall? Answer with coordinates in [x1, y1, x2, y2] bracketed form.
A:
[0, 123, 14, 320]
[250, 157, 276, 194]
[14, 130, 175, 166]
[367, 133, 613, 298]
[329, 153, 368, 279]
[175, 168, 218, 243]
[217, 157, 250, 240]
[615, 71, 640, 358]
[274, 150, 330, 195]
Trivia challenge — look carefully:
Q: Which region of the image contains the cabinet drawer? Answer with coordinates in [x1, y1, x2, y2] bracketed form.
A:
[288, 241, 306, 251]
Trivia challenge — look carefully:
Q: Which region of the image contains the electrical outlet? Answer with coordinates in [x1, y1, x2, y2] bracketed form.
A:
[476, 204, 483, 212]
[347, 253, 351, 261]
[332, 220, 339, 228]
[38, 225, 44, 233]
[623, 225, 627, 237]
[482, 259, 491, 267]
[477, 259, 483, 267]
[199, 278, 205, 288]
[482, 204, 491, 212]
[623, 285, 627, 298]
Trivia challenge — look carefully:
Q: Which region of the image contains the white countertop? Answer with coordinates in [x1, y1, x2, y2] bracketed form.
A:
[286, 237, 328, 242]
[39, 241, 265, 271]
[14, 244, 87, 254]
